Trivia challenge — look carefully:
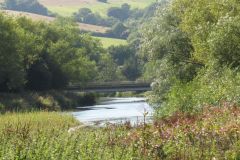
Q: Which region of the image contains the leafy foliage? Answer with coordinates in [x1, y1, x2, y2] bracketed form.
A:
[73, 8, 115, 27]
[109, 45, 141, 80]
[141, 0, 240, 117]
[0, 14, 25, 91]
[0, 13, 118, 91]
[107, 3, 131, 21]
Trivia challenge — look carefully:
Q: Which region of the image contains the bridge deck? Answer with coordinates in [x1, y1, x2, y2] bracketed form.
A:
[66, 81, 152, 92]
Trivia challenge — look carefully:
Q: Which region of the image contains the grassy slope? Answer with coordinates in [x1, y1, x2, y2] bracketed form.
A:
[0, 106, 240, 159]
[1, 10, 110, 33]
[39, 0, 155, 16]
[93, 36, 127, 48]
[1, 0, 154, 46]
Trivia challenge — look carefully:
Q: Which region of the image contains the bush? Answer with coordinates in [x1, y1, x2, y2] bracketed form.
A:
[157, 67, 240, 117]
[37, 96, 60, 111]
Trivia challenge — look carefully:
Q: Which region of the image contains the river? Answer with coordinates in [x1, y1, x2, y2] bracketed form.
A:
[72, 97, 153, 126]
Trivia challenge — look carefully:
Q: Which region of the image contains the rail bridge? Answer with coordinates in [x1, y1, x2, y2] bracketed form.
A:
[66, 81, 152, 93]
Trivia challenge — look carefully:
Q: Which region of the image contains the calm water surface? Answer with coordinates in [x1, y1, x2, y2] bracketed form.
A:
[72, 97, 153, 126]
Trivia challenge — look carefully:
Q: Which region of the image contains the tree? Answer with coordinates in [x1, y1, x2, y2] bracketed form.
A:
[26, 59, 52, 91]
[107, 3, 131, 21]
[0, 13, 108, 91]
[172, 0, 240, 65]
[48, 40, 97, 83]
[74, 8, 93, 22]
[108, 45, 132, 65]
[0, 14, 25, 91]
[140, 0, 240, 116]
[208, 16, 240, 68]
[97, 54, 120, 81]
[107, 22, 128, 39]
[108, 45, 141, 80]
[121, 57, 141, 81]
[73, 8, 114, 26]
[140, 2, 201, 107]
[121, 3, 130, 13]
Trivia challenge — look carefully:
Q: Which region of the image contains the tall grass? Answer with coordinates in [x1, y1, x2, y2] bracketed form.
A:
[0, 108, 240, 159]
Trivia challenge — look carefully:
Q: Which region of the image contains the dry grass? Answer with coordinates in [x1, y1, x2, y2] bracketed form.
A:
[1, 9, 109, 33]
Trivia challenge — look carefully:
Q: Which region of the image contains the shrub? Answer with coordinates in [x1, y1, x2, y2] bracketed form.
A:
[157, 67, 240, 117]
[37, 96, 60, 111]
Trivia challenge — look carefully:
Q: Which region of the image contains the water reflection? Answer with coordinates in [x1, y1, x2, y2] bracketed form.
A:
[72, 97, 153, 126]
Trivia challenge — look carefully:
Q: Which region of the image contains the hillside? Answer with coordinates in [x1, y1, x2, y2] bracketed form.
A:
[1, 9, 128, 47]
[93, 36, 127, 48]
[1, 9, 110, 33]
[38, 0, 155, 16]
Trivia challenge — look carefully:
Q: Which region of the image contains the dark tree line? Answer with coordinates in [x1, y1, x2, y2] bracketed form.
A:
[2, 0, 49, 16]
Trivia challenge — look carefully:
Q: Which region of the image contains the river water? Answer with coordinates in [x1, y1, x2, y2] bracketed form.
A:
[72, 97, 153, 126]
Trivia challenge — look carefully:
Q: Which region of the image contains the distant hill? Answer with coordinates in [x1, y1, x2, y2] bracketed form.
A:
[38, 0, 155, 16]
[1, 10, 110, 33]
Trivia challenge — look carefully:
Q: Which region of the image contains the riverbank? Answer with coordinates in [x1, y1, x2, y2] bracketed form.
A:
[1, 105, 240, 159]
[0, 91, 96, 112]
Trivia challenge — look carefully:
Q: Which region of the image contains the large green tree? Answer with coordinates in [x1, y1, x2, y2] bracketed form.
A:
[0, 14, 25, 91]
[141, 0, 240, 116]
[172, 0, 240, 65]
[0, 14, 108, 91]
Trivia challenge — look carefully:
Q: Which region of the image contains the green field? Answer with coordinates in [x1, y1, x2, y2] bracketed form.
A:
[93, 36, 127, 48]
[40, 0, 155, 17]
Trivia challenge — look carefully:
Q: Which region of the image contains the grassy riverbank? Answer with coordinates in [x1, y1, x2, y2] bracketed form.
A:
[0, 91, 96, 113]
[1, 105, 240, 159]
